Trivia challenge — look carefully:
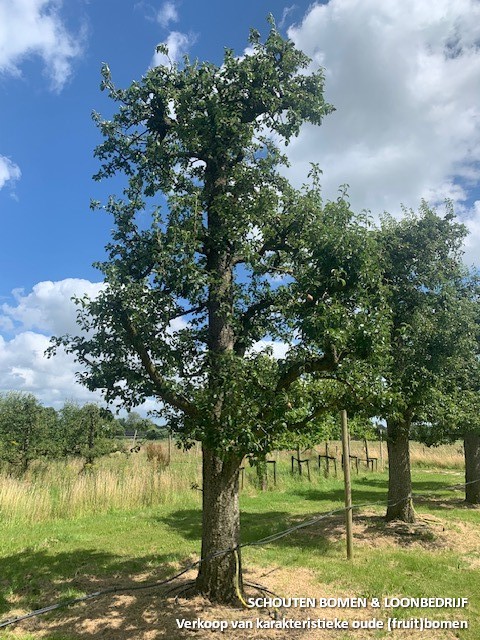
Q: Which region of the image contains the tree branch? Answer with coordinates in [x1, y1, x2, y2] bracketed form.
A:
[170, 303, 207, 321]
[114, 304, 199, 417]
[276, 348, 339, 392]
[233, 295, 276, 356]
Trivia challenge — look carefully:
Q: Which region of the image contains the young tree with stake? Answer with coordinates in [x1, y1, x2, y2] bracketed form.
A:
[50, 23, 389, 603]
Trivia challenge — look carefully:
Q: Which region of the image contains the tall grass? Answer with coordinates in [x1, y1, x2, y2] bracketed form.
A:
[0, 445, 201, 524]
[409, 441, 464, 469]
[0, 439, 465, 525]
[315, 439, 464, 470]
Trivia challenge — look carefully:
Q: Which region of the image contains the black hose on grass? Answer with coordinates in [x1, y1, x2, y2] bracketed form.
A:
[0, 477, 478, 629]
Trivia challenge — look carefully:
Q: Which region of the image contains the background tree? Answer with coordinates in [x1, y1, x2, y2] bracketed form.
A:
[0, 392, 48, 474]
[117, 410, 165, 440]
[415, 278, 480, 506]
[51, 23, 389, 603]
[58, 401, 117, 465]
[378, 203, 469, 522]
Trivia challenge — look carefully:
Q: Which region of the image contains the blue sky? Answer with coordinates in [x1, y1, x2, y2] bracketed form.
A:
[0, 0, 302, 295]
[0, 0, 479, 410]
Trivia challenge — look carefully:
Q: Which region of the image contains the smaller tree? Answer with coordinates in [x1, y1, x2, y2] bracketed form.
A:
[0, 392, 48, 473]
[378, 203, 470, 522]
[58, 402, 117, 465]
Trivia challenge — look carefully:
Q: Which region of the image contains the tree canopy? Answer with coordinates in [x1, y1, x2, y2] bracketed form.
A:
[377, 202, 475, 521]
[50, 23, 391, 603]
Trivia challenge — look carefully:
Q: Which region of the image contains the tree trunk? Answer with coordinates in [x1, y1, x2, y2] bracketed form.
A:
[198, 168, 243, 604]
[386, 418, 415, 522]
[464, 431, 480, 505]
[256, 454, 267, 490]
[195, 446, 244, 604]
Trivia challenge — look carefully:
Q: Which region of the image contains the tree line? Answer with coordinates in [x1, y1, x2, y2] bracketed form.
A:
[0, 395, 164, 473]
[47, 19, 480, 604]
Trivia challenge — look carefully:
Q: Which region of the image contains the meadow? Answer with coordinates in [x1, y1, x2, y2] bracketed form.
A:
[0, 440, 478, 639]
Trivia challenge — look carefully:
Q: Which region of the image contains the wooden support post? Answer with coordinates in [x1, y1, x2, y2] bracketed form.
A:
[379, 429, 384, 471]
[266, 460, 277, 486]
[340, 410, 353, 560]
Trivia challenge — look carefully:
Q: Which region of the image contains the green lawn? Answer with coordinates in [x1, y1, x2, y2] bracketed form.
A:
[0, 456, 478, 639]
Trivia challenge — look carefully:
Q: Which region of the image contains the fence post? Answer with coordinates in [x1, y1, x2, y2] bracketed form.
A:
[340, 409, 353, 560]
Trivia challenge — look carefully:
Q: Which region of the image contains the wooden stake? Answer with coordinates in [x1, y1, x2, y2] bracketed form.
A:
[379, 429, 384, 471]
[340, 410, 353, 560]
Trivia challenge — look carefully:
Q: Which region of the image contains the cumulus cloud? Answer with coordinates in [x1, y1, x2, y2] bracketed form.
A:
[0, 331, 103, 408]
[0, 156, 21, 190]
[0, 279, 183, 416]
[0, 279, 103, 407]
[0, 0, 84, 91]
[151, 30, 194, 66]
[284, 0, 480, 231]
[156, 0, 178, 28]
[1, 279, 104, 336]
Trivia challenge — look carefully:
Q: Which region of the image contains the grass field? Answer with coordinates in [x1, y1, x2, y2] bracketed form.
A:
[0, 440, 478, 639]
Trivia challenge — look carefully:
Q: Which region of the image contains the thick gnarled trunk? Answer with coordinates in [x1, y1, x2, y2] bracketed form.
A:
[386, 418, 415, 522]
[195, 168, 246, 604]
[464, 432, 480, 505]
[195, 446, 243, 604]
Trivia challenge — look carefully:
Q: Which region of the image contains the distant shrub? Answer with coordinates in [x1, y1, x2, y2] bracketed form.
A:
[145, 443, 169, 467]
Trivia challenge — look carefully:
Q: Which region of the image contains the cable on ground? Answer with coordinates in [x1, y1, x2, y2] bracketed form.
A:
[0, 476, 477, 629]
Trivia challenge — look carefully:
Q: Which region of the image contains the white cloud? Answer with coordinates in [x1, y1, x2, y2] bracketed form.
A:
[250, 340, 290, 360]
[1, 279, 104, 336]
[0, 156, 21, 190]
[151, 30, 194, 66]
[0, 0, 84, 91]
[0, 279, 187, 416]
[279, 5, 297, 29]
[284, 0, 480, 243]
[0, 279, 104, 407]
[156, 0, 178, 28]
[0, 331, 103, 407]
[462, 200, 480, 267]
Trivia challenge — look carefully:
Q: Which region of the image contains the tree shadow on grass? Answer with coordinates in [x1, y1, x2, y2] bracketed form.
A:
[0, 547, 187, 615]
[8, 576, 281, 640]
[291, 476, 462, 507]
[0, 547, 208, 639]
[0, 517, 333, 640]
[155, 508, 336, 555]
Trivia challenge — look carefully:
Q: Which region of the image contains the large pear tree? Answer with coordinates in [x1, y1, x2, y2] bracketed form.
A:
[52, 24, 388, 603]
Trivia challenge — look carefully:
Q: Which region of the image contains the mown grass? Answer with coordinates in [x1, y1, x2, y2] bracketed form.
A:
[0, 441, 477, 639]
